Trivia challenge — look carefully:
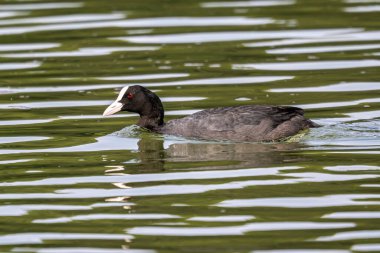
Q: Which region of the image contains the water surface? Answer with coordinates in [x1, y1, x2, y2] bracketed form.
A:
[0, 0, 379, 252]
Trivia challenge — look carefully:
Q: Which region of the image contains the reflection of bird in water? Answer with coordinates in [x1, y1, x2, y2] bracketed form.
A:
[136, 136, 166, 172]
[103, 85, 319, 142]
[134, 135, 305, 171]
[165, 142, 304, 169]
[104, 136, 304, 199]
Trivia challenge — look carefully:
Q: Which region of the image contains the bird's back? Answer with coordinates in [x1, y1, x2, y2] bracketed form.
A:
[159, 105, 317, 142]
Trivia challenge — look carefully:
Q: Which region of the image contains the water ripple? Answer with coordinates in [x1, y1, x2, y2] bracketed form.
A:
[33, 213, 180, 224]
[116, 28, 361, 44]
[345, 5, 380, 12]
[269, 82, 380, 92]
[0, 84, 123, 94]
[0, 232, 129, 246]
[323, 211, 380, 219]
[0, 46, 159, 58]
[0, 17, 276, 35]
[0, 166, 300, 187]
[0, 11, 27, 19]
[0, 2, 83, 11]
[345, 0, 380, 3]
[0, 13, 126, 26]
[266, 44, 380, 54]
[0, 159, 36, 165]
[316, 230, 380, 241]
[127, 222, 355, 236]
[0, 175, 376, 199]
[0, 136, 49, 144]
[201, 0, 295, 8]
[233, 60, 380, 71]
[252, 250, 350, 253]
[0, 43, 60, 51]
[324, 165, 380, 171]
[140, 76, 294, 87]
[244, 31, 380, 47]
[352, 244, 380, 252]
[0, 119, 54, 126]
[98, 73, 189, 81]
[188, 215, 255, 222]
[0, 204, 91, 217]
[296, 97, 380, 109]
[0, 61, 41, 70]
[217, 194, 380, 208]
[12, 248, 154, 253]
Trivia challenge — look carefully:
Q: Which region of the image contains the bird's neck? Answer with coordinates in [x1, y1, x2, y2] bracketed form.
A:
[137, 105, 164, 130]
[137, 116, 162, 130]
[135, 91, 165, 130]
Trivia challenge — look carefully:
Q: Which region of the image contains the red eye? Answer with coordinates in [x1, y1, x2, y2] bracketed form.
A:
[127, 93, 133, 100]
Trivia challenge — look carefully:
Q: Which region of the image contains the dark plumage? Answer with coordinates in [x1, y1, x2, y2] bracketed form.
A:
[103, 85, 319, 142]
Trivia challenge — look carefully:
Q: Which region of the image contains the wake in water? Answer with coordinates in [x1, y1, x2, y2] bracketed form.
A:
[111, 125, 146, 138]
[303, 119, 380, 149]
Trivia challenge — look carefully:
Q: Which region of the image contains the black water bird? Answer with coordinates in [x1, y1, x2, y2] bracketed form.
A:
[103, 85, 319, 142]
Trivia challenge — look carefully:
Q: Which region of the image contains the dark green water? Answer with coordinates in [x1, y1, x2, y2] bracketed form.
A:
[0, 0, 379, 252]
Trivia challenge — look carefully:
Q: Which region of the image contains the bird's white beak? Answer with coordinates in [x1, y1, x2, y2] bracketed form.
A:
[103, 101, 123, 116]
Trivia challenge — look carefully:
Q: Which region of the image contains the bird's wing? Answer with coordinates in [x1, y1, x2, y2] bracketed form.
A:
[163, 105, 305, 140]
[190, 105, 304, 131]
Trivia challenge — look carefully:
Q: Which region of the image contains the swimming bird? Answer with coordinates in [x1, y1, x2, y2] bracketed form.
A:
[103, 85, 319, 142]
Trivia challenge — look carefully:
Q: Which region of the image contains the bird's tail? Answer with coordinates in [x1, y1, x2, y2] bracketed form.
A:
[306, 119, 322, 128]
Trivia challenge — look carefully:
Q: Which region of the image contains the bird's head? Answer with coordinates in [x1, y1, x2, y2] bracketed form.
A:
[103, 85, 164, 127]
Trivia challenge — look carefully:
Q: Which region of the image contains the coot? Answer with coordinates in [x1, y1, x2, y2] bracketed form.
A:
[103, 85, 319, 142]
